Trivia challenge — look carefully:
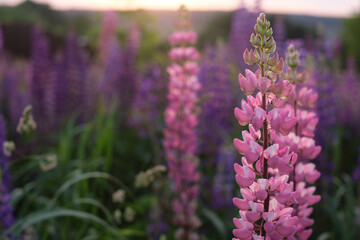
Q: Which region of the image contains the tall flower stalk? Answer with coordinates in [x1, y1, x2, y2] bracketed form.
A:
[120, 24, 140, 117]
[30, 26, 51, 128]
[163, 5, 201, 240]
[232, 13, 310, 239]
[272, 44, 321, 239]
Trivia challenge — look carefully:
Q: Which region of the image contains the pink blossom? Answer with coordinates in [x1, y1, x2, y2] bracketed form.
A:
[233, 218, 254, 240]
[252, 107, 267, 131]
[270, 80, 293, 100]
[238, 69, 259, 95]
[168, 47, 200, 61]
[234, 100, 254, 126]
[168, 31, 198, 45]
[298, 87, 318, 108]
[268, 108, 297, 135]
[234, 162, 256, 188]
[295, 163, 321, 184]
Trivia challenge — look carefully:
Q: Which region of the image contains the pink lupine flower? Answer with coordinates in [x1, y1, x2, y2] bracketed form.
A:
[234, 100, 254, 126]
[235, 161, 256, 188]
[163, 5, 201, 240]
[299, 137, 321, 159]
[270, 132, 321, 160]
[265, 145, 297, 175]
[269, 44, 321, 239]
[168, 31, 197, 45]
[238, 69, 258, 95]
[247, 92, 264, 109]
[183, 61, 199, 75]
[295, 163, 321, 184]
[168, 47, 200, 61]
[252, 107, 267, 131]
[296, 110, 318, 138]
[268, 108, 297, 135]
[270, 80, 293, 100]
[298, 87, 318, 108]
[234, 134, 262, 164]
[233, 218, 254, 239]
[232, 14, 321, 240]
[232, 13, 305, 239]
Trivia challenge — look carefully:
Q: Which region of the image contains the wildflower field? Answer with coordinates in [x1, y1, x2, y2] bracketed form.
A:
[0, 0, 360, 239]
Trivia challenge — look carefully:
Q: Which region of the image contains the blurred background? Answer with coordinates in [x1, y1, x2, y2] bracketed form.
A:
[0, 0, 359, 239]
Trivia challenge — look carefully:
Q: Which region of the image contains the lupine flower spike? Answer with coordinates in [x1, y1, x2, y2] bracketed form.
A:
[232, 13, 318, 240]
[271, 44, 321, 239]
[163, 5, 201, 240]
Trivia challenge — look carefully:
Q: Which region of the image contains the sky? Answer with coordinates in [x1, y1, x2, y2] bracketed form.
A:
[0, 0, 359, 17]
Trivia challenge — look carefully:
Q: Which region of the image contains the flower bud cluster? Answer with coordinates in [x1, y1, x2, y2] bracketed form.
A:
[232, 13, 321, 240]
[163, 5, 201, 240]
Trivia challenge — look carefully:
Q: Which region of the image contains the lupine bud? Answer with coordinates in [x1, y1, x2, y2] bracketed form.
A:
[269, 57, 284, 74]
[267, 52, 279, 67]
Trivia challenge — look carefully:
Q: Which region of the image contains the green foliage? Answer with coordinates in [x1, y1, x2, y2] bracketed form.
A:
[344, 13, 360, 71]
[320, 176, 360, 240]
[0, 0, 66, 34]
[9, 108, 158, 239]
[197, 12, 232, 49]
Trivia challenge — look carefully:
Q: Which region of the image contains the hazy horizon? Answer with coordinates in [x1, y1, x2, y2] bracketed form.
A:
[0, 0, 358, 17]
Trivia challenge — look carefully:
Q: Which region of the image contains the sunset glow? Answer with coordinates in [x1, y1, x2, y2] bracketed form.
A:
[0, 0, 359, 17]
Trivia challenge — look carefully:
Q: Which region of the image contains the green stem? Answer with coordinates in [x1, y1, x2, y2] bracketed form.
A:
[260, 63, 270, 237]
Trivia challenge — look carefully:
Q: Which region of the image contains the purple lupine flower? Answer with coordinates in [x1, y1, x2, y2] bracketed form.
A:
[331, 37, 343, 59]
[229, 2, 252, 72]
[3, 64, 29, 130]
[29, 26, 51, 127]
[0, 115, 14, 235]
[314, 76, 337, 142]
[312, 55, 337, 185]
[100, 36, 123, 104]
[0, 116, 10, 189]
[0, 183, 14, 235]
[120, 24, 140, 115]
[147, 206, 168, 240]
[198, 46, 234, 159]
[51, 55, 66, 123]
[338, 58, 360, 131]
[51, 33, 88, 125]
[212, 146, 235, 212]
[273, 16, 286, 58]
[229, 0, 261, 73]
[131, 65, 164, 136]
[64, 33, 87, 120]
